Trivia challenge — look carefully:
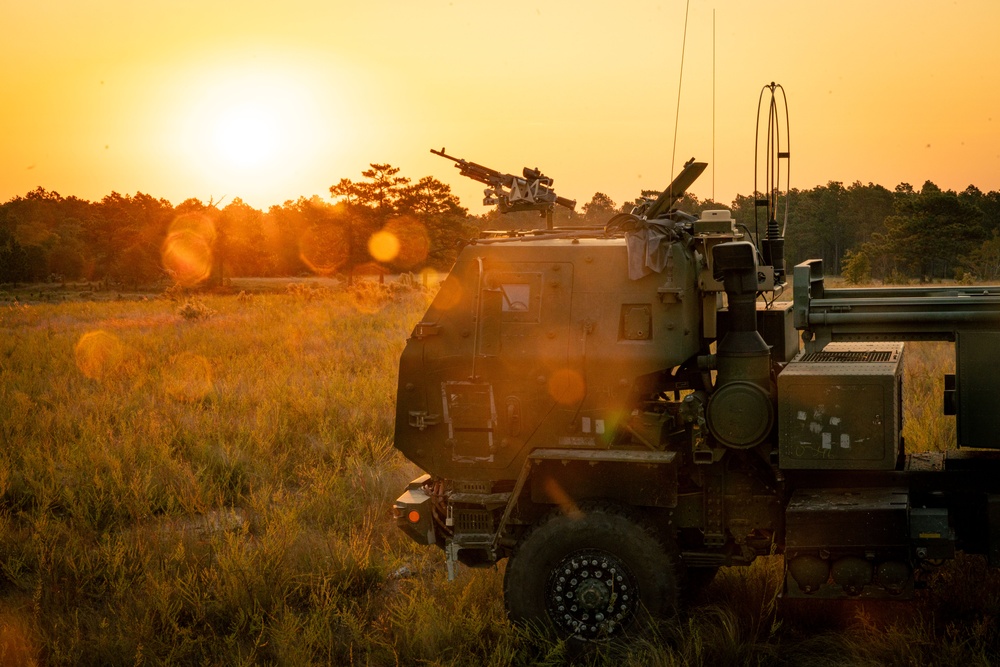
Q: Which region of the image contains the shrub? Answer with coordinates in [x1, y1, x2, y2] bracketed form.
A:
[177, 298, 214, 320]
[842, 250, 871, 285]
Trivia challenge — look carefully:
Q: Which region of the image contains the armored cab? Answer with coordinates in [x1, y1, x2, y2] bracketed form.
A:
[395, 235, 702, 482]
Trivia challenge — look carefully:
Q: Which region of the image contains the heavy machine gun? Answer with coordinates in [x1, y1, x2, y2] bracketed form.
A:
[431, 148, 576, 229]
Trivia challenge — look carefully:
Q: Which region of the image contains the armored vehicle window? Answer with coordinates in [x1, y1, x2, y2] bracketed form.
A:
[489, 272, 542, 322]
[501, 283, 531, 312]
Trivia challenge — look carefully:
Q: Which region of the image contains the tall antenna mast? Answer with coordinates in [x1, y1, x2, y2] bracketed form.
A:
[712, 8, 716, 202]
[670, 0, 692, 183]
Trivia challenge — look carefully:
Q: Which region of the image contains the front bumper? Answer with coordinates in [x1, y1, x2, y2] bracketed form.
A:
[392, 474, 437, 545]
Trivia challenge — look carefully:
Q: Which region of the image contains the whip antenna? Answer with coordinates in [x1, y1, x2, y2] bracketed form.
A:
[712, 8, 716, 202]
[754, 82, 790, 283]
[670, 0, 692, 185]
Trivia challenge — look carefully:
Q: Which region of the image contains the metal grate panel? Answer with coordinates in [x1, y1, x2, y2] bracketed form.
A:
[454, 480, 492, 494]
[799, 350, 894, 363]
[453, 509, 492, 532]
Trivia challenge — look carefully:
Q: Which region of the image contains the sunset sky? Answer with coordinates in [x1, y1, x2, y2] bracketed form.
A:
[4, 0, 999, 213]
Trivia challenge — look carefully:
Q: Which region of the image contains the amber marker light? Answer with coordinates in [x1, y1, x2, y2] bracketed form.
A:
[407, 510, 421, 524]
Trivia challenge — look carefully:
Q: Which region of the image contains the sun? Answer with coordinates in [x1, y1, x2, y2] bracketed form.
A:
[165, 54, 343, 204]
[210, 102, 281, 168]
[186, 78, 303, 174]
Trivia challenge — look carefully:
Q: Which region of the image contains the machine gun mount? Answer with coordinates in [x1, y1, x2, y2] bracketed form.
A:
[431, 147, 576, 229]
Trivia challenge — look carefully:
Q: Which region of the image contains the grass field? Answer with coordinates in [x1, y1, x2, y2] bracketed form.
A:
[1, 280, 998, 666]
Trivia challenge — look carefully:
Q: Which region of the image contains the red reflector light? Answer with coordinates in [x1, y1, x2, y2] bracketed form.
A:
[407, 510, 421, 523]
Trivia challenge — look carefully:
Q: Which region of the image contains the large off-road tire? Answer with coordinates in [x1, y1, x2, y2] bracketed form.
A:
[503, 504, 679, 639]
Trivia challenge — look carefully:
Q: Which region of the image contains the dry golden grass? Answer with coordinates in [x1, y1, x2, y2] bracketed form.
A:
[0, 279, 997, 665]
[901, 341, 956, 453]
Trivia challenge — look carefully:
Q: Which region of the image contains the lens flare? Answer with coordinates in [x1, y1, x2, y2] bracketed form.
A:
[369, 217, 430, 268]
[395, 218, 430, 268]
[162, 213, 216, 286]
[542, 477, 583, 519]
[368, 230, 401, 263]
[75, 330, 125, 381]
[299, 224, 349, 276]
[162, 352, 213, 402]
[547, 368, 586, 405]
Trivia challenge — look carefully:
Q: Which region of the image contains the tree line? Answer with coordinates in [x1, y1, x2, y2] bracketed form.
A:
[750, 180, 1000, 283]
[2, 164, 1000, 287]
[621, 180, 1000, 283]
[0, 164, 475, 287]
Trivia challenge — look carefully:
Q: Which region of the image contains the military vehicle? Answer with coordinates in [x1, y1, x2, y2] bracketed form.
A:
[391, 141, 1000, 639]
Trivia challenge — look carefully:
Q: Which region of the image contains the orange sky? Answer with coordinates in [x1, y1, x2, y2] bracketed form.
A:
[3, 0, 999, 213]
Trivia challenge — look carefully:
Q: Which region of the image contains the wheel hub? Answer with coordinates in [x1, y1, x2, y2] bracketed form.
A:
[545, 549, 638, 639]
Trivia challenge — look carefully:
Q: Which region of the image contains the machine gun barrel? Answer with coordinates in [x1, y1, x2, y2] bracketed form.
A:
[431, 148, 503, 187]
[554, 195, 576, 210]
[431, 147, 576, 212]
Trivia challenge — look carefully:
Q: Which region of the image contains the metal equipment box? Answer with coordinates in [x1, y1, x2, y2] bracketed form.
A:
[785, 487, 909, 550]
[783, 487, 912, 599]
[778, 342, 903, 470]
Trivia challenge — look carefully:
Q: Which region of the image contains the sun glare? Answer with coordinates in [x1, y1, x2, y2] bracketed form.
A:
[167, 55, 341, 204]
[211, 103, 280, 167]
